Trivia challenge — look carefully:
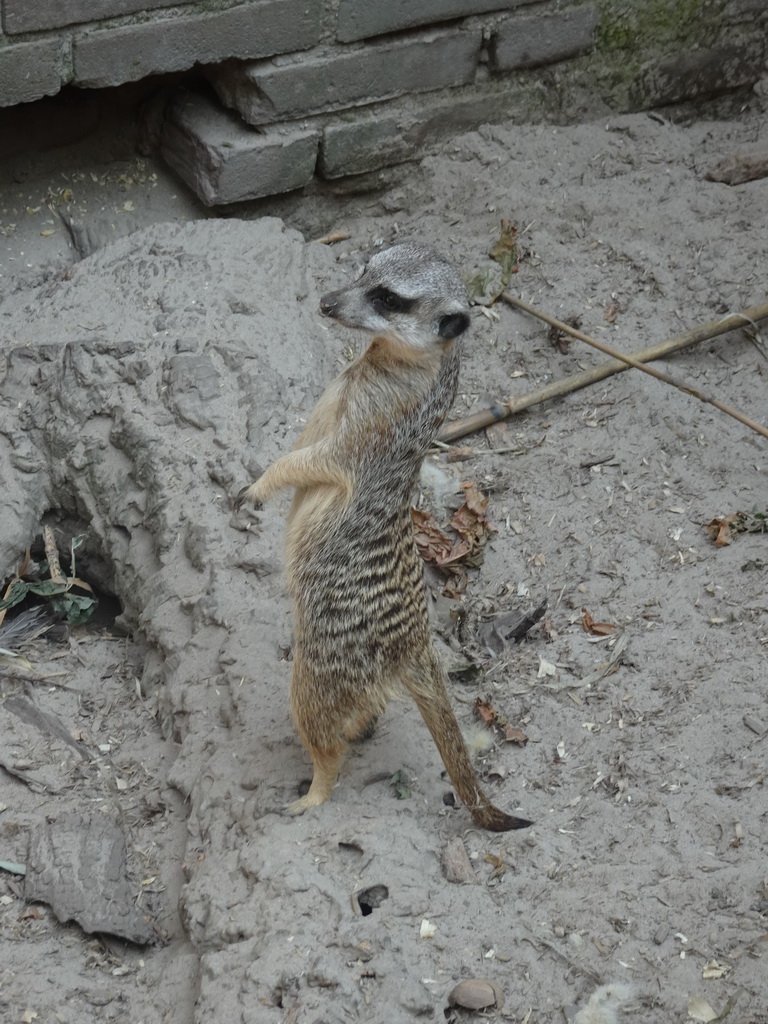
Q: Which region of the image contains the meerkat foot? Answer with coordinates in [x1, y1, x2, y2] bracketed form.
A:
[285, 781, 334, 817]
[235, 482, 263, 512]
[285, 753, 340, 816]
[285, 791, 325, 816]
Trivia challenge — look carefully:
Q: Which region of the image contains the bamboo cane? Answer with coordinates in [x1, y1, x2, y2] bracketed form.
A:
[439, 300, 768, 443]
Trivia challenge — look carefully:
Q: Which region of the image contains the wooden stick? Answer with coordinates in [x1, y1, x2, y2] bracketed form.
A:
[440, 300, 768, 443]
[43, 525, 65, 582]
[312, 231, 351, 245]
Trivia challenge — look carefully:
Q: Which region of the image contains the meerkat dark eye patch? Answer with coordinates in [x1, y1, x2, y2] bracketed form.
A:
[438, 312, 470, 339]
[367, 286, 415, 315]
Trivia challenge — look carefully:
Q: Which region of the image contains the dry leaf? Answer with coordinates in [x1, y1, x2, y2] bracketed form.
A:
[411, 508, 455, 564]
[448, 483, 493, 564]
[702, 959, 730, 979]
[581, 607, 616, 635]
[460, 480, 490, 518]
[474, 698, 498, 726]
[483, 851, 507, 879]
[705, 516, 735, 546]
[504, 725, 528, 745]
[413, 484, 493, 571]
[604, 303, 619, 323]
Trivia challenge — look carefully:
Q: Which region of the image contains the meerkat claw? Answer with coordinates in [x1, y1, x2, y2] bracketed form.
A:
[235, 483, 263, 511]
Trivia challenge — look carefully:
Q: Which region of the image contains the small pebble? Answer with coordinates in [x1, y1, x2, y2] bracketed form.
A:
[448, 978, 504, 1011]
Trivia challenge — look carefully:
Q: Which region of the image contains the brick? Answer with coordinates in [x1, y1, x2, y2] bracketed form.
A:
[336, 0, 545, 43]
[319, 86, 531, 178]
[73, 0, 321, 88]
[209, 29, 482, 126]
[0, 37, 65, 107]
[490, 4, 598, 71]
[320, 118, 409, 178]
[3, 0, 193, 34]
[724, 0, 768, 22]
[631, 37, 766, 108]
[160, 88, 319, 205]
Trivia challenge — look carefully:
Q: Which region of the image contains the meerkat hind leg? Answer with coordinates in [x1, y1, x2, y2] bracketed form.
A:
[401, 650, 533, 832]
[286, 707, 378, 815]
[287, 652, 381, 814]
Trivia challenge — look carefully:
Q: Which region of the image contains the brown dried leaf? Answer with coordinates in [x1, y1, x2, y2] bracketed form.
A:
[604, 303, 619, 323]
[705, 516, 735, 546]
[504, 725, 528, 745]
[459, 480, 490, 518]
[581, 607, 616, 635]
[474, 698, 499, 726]
[437, 538, 473, 567]
[411, 508, 454, 564]
[413, 484, 493, 572]
[483, 851, 507, 879]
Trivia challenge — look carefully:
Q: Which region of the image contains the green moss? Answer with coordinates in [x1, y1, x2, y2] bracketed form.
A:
[596, 0, 724, 54]
[584, 0, 727, 108]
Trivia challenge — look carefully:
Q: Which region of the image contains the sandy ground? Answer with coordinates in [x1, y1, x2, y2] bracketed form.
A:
[0, 96, 767, 1024]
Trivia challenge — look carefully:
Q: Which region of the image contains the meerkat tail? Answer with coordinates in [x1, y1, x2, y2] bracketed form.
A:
[403, 659, 532, 832]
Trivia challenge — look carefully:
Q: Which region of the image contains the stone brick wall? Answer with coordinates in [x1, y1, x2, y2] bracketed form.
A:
[1, 0, 765, 204]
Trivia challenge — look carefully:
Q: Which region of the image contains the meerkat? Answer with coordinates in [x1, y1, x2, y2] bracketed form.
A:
[237, 242, 532, 832]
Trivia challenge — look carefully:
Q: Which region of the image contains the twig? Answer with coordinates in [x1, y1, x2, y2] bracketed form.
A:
[43, 525, 64, 582]
[440, 300, 768, 442]
[312, 231, 351, 245]
[503, 295, 768, 440]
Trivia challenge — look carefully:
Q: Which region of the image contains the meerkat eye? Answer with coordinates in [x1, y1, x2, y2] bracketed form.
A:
[368, 286, 414, 315]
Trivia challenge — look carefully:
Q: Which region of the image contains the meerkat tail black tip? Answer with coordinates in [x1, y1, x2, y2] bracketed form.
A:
[473, 808, 534, 832]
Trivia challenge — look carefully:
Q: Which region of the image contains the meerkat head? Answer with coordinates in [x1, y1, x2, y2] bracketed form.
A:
[319, 242, 470, 349]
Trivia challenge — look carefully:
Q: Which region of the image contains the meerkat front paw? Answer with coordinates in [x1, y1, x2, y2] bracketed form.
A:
[234, 482, 264, 511]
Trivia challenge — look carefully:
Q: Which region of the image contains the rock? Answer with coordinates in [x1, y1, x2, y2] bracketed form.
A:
[440, 836, 475, 883]
[448, 978, 504, 1011]
[24, 810, 156, 944]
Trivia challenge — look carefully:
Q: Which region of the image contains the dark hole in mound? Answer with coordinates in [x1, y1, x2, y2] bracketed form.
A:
[1, 510, 127, 638]
[356, 884, 389, 916]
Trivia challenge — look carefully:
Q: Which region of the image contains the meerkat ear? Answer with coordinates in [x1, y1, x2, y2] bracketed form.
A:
[437, 312, 470, 339]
